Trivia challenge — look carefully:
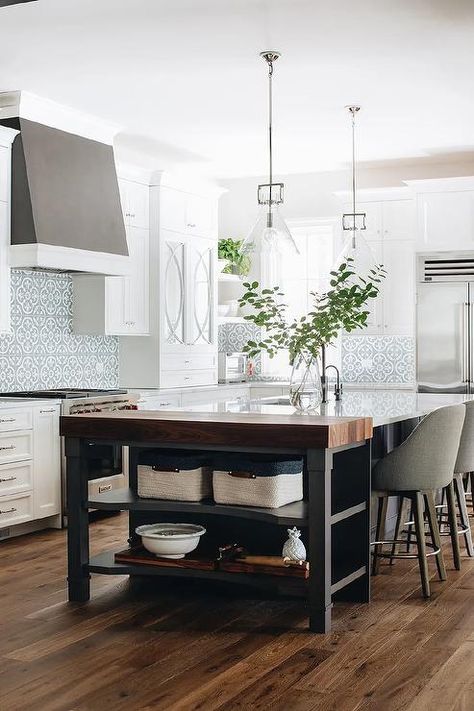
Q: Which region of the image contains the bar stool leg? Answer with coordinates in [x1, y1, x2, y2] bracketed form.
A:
[446, 480, 461, 571]
[424, 491, 447, 581]
[454, 473, 474, 557]
[390, 496, 407, 565]
[469, 472, 474, 514]
[413, 492, 430, 598]
[372, 495, 388, 576]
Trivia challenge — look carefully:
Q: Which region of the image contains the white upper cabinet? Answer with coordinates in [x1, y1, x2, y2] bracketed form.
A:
[406, 178, 474, 251]
[160, 186, 216, 238]
[105, 227, 149, 335]
[160, 187, 187, 233]
[187, 237, 215, 348]
[0, 201, 10, 334]
[118, 178, 149, 229]
[382, 239, 415, 334]
[162, 233, 187, 347]
[339, 192, 416, 337]
[382, 200, 415, 240]
[0, 145, 9, 203]
[74, 177, 150, 336]
[161, 231, 216, 354]
[0, 130, 16, 336]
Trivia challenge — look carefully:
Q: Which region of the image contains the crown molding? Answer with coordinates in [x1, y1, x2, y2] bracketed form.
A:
[0, 91, 122, 145]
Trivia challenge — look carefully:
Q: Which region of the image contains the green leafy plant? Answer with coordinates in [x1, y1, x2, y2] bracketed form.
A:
[218, 238, 251, 276]
[238, 258, 386, 363]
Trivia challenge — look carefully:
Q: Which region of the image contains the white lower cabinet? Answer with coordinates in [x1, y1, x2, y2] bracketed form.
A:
[32, 405, 61, 520]
[0, 404, 61, 535]
[0, 493, 34, 528]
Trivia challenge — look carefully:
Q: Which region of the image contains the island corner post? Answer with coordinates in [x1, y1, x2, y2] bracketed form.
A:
[62, 410, 373, 634]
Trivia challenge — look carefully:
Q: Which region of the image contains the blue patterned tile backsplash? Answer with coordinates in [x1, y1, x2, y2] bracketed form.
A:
[0, 271, 119, 391]
[341, 335, 415, 384]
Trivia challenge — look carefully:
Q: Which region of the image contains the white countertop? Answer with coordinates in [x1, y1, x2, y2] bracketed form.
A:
[177, 390, 474, 427]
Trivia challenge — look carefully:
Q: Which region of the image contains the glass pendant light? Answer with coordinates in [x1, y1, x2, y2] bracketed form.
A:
[336, 105, 375, 277]
[242, 51, 299, 286]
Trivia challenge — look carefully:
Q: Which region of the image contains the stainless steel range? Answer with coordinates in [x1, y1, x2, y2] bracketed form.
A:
[0, 389, 138, 524]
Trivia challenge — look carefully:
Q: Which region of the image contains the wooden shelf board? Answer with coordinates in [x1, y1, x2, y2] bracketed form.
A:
[88, 488, 308, 525]
[88, 551, 303, 591]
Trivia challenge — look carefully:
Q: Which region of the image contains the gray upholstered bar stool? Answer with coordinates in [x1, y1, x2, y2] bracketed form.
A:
[451, 400, 474, 558]
[371, 404, 465, 598]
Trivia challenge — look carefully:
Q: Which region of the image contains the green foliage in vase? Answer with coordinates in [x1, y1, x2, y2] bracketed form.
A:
[238, 258, 386, 364]
[218, 238, 251, 276]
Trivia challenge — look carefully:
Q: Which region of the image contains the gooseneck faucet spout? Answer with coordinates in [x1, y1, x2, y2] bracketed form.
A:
[324, 364, 343, 401]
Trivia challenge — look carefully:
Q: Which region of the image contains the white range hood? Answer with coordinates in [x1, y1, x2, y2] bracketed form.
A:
[0, 91, 131, 276]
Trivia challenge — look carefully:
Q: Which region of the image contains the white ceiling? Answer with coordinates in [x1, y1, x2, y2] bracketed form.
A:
[1, 0, 474, 178]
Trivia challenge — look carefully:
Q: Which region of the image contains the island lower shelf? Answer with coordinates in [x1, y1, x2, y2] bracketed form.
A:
[88, 488, 367, 526]
[88, 550, 366, 596]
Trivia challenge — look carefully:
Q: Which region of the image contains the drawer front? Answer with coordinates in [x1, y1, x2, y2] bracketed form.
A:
[0, 461, 32, 497]
[181, 387, 251, 406]
[137, 395, 181, 410]
[0, 431, 33, 464]
[0, 409, 33, 433]
[88, 473, 127, 498]
[161, 354, 217, 372]
[0, 493, 33, 528]
[161, 369, 217, 389]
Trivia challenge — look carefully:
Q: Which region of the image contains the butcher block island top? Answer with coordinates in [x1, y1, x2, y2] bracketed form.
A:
[60, 408, 373, 449]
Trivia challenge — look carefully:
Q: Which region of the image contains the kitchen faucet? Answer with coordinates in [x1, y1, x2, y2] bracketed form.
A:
[324, 364, 343, 401]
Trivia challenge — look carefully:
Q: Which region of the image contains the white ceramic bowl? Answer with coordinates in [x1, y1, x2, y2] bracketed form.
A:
[136, 523, 206, 559]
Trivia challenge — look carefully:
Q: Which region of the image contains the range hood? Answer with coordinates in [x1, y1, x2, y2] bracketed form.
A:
[0, 91, 130, 275]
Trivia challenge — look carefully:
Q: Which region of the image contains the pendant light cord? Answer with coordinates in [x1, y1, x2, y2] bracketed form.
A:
[268, 58, 273, 203]
[351, 110, 356, 222]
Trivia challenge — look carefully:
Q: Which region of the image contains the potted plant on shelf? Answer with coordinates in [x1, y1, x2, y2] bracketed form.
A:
[238, 258, 386, 411]
[218, 238, 251, 277]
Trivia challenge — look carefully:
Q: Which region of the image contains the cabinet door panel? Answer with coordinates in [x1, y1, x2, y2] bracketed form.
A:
[127, 227, 149, 334]
[417, 191, 474, 249]
[0, 146, 9, 203]
[382, 240, 415, 335]
[383, 200, 415, 240]
[162, 236, 187, 347]
[185, 194, 214, 237]
[33, 406, 60, 519]
[344, 201, 382, 242]
[126, 181, 149, 229]
[160, 187, 186, 233]
[187, 238, 215, 348]
[0, 201, 10, 333]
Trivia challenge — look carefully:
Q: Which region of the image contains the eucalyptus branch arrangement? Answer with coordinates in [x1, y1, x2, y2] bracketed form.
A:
[238, 258, 386, 364]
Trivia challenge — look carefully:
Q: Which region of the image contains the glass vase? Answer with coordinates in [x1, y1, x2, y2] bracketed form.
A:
[289, 353, 323, 412]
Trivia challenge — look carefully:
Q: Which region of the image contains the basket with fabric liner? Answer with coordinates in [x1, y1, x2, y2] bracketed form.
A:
[137, 450, 212, 502]
[212, 453, 303, 508]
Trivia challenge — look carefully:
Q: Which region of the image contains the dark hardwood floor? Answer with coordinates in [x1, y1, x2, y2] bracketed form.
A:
[0, 512, 473, 711]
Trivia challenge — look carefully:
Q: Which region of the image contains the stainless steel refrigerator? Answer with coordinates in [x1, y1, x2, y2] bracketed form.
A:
[417, 259, 474, 393]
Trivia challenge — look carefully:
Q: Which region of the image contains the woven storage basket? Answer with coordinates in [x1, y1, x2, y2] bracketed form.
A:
[212, 454, 303, 508]
[137, 450, 212, 502]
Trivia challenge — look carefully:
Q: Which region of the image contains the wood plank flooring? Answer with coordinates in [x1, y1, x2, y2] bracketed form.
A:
[0, 512, 473, 711]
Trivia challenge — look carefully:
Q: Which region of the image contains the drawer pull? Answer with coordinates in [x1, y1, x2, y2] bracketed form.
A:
[187, 223, 196, 228]
[0, 445, 16, 451]
[40, 408, 56, 414]
[0, 507, 16, 514]
[159, 402, 171, 407]
[0, 418, 15, 423]
[0, 476, 16, 482]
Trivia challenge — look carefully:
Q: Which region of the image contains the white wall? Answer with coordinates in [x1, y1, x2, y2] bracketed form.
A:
[219, 157, 474, 238]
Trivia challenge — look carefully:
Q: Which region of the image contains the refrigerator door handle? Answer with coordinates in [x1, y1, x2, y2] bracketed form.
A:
[462, 302, 469, 384]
